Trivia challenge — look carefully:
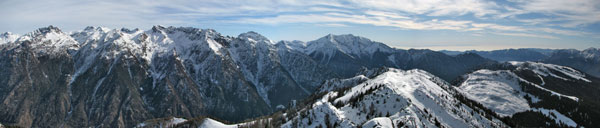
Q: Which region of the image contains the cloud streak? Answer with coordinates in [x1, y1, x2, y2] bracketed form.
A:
[0, 0, 598, 40]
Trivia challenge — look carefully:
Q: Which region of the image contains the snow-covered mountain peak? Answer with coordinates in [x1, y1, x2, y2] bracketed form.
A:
[71, 26, 115, 44]
[0, 32, 19, 44]
[333, 68, 447, 105]
[582, 47, 599, 59]
[144, 26, 227, 58]
[12, 26, 79, 54]
[238, 31, 273, 44]
[1, 32, 15, 37]
[305, 34, 394, 57]
[509, 61, 591, 82]
[33, 25, 62, 35]
[315, 34, 373, 46]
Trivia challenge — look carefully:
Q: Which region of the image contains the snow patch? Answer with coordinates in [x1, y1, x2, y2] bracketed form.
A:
[170, 117, 187, 125]
[362, 117, 394, 128]
[200, 118, 237, 128]
[532, 108, 577, 127]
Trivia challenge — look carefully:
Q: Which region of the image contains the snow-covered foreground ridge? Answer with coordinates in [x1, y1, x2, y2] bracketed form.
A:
[282, 68, 506, 128]
[203, 62, 596, 127]
[138, 68, 508, 128]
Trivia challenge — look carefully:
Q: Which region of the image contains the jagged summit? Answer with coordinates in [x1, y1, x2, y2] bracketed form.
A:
[34, 25, 62, 34]
[0, 32, 19, 44]
[8, 25, 80, 54]
[1, 32, 13, 36]
[82, 26, 111, 32]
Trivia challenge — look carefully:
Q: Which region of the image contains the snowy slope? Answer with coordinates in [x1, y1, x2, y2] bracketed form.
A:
[454, 61, 595, 127]
[362, 117, 394, 128]
[509, 61, 591, 82]
[532, 108, 577, 127]
[282, 68, 506, 128]
[456, 69, 534, 117]
[456, 68, 581, 113]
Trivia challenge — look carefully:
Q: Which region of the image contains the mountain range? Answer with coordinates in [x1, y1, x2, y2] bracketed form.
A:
[441, 48, 600, 77]
[0, 26, 598, 128]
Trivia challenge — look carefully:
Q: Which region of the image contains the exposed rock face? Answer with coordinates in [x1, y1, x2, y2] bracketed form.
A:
[0, 26, 494, 127]
[0, 26, 334, 127]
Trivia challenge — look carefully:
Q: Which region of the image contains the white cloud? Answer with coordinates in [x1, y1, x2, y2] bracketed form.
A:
[317, 23, 350, 27]
[471, 23, 527, 32]
[536, 28, 590, 36]
[349, 0, 500, 17]
[364, 10, 410, 19]
[0, 0, 596, 40]
[506, 0, 600, 27]
[235, 12, 475, 31]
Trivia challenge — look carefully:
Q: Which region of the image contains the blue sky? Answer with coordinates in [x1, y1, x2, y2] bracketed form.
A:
[0, 0, 599, 51]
